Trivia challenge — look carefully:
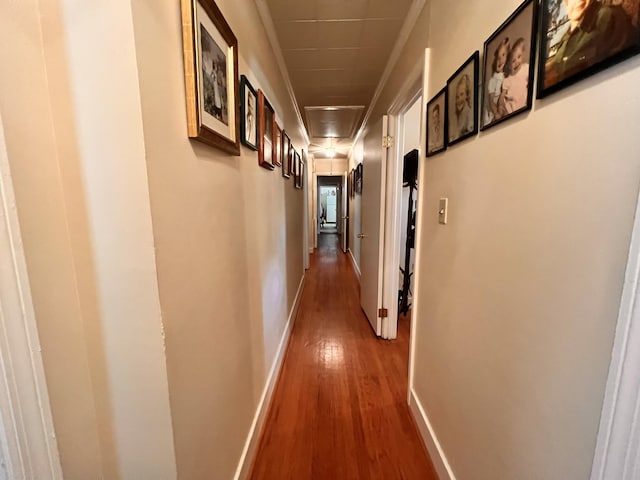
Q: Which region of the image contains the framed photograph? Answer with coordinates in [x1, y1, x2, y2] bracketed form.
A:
[447, 51, 479, 146]
[292, 150, 301, 189]
[355, 163, 363, 194]
[274, 122, 282, 167]
[240, 75, 257, 150]
[181, 0, 240, 155]
[295, 151, 305, 189]
[481, 0, 538, 130]
[281, 132, 292, 178]
[349, 169, 354, 197]
[538, 0, 640, 98]
[258, 90, 275, 170]
[426, 88, 447, 157]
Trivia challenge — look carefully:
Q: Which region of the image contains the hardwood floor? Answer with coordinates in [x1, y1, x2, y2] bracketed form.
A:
[249, 234, 438, 480]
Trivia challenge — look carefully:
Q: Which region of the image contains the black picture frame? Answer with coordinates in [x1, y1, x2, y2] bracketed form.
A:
[355, 163, 363, 194]
[446, 51, 479, 146]
[481, 0, 538, 130]
[240, 75, 258, 150]
[537, 0, 640, 98]
[426, 87, 447, 157]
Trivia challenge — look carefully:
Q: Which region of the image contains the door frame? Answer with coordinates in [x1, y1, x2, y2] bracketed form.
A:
[0, 114, 63, 478]
[590, 181, 640, 479]
[316, 175, 345, 245]
[380, 61, 424, 340]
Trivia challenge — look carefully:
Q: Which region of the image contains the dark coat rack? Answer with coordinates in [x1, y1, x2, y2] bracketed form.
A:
[398, 150, 418, 316]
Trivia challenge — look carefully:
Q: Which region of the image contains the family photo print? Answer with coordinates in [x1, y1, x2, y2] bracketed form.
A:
[481, 0, 538, 130]
[538, 0, 640, 97]
[181, 0, 240, 155]
[447, 51, 479, 146]
[426, 88, 447, 156]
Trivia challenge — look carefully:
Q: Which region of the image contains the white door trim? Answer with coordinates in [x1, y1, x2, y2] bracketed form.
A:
[380, 58, 423, 340]
[408, 48, 431, 401]
[590, 189, 640, 479]
[0, 115, 63, 478]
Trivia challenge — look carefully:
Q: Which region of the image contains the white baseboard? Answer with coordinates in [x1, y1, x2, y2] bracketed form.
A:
[233, 275, 305, 480]
[409, 388, 456, 480]
[348, 248, 361, 280]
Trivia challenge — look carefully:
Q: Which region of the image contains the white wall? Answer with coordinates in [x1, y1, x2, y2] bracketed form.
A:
[404, 1, 640, 479]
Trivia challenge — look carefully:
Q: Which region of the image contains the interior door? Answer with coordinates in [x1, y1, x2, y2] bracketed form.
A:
[341, 173, 348, 253]
[359, 116, 388, 336]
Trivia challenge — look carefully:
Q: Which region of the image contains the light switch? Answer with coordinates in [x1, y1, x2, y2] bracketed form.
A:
[439, 198, 448, 225]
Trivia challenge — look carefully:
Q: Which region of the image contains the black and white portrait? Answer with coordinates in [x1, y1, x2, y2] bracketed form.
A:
[426, 89, 447, 156]
[447, 52, 479, 146]
[200, 24, 228, 126]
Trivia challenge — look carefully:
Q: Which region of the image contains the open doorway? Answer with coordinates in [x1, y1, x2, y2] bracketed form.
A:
[316, 175, 347, 252]
[380, 91, 423, 340]
[319, 185, 338, 233]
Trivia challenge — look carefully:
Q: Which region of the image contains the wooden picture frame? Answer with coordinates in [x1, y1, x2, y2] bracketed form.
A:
[538, 0, 640, 98]
[258, 90, 275, 170]
[240, 75, 258, 150]
[426, 88, 447, 157]
[274, 122, 282, 167]
[281, 132, 292, 178]
[181, 0, 240, 155]
[446, 51, 479, 146]
[481, 0, 537, 131]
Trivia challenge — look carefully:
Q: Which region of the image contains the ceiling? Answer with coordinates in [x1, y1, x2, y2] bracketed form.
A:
[262, 0, 415, 159]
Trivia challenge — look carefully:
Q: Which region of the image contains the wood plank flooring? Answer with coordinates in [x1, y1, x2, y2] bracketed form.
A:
[249, 234, 438, 480]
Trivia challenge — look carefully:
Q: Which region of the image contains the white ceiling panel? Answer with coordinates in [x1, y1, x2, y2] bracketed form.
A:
[316, 0, 368, 20]
[263, 0, 421, 147]
[366, 0, 413, 18]
[305, 106, 365, 139]
[360, 19, 405, 48]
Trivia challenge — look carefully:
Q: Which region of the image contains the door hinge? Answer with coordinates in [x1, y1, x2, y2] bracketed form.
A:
[378, 308, 388, 318]
[382, 136, 394, 149]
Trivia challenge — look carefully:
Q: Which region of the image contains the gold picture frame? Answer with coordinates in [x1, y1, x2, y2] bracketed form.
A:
[181, 0, 240, 155]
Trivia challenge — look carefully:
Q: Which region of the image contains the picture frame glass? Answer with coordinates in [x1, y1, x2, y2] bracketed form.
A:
[447, 52, 479, 145]
[538, 0, 640, 97]
[282, 133, 291, 178]
[240, 76, 257, 149]
[196, 3, 236, 142]
[426, 90, 446, 156]
[481, 0, 537, 130]
[274, 124, 282, 167]
[258, 91, 275, 170]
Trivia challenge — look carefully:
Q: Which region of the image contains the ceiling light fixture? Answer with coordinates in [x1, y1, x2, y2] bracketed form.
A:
[325, 137, 336, 158]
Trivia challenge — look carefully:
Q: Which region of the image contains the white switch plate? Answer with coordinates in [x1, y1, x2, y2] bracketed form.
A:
[439, 198, 448, 225]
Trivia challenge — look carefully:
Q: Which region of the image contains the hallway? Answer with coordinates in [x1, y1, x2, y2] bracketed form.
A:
[250, 234, 437, 479]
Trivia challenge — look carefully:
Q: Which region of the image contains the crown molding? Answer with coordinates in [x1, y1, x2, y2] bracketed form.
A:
[353, 0, 427, 147]
[255, 0, 311, 146]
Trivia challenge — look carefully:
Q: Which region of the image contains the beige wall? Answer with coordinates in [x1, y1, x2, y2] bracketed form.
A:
[1, 0, 305, 477]
[0, 1, 105, 477]
[374, 0, 640, 478]
[348, 140, 364, 270]
[130, 0, 306, 477]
